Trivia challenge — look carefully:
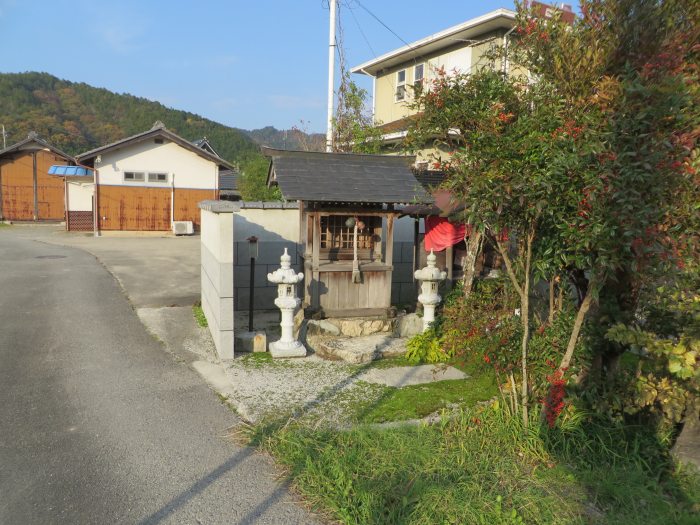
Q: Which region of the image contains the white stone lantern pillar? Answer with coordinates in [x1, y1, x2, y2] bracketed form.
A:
[267, 248, 306, 358]
[414, 249, 447, 332]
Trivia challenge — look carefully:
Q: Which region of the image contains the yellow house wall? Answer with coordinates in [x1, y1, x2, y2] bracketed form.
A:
[373, 29, 508, 126]
[379, 144, 447, 166]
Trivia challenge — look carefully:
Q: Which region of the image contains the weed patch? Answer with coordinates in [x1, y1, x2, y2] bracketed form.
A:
[192, 302, 207, 328]
[249, 405, 700, 524]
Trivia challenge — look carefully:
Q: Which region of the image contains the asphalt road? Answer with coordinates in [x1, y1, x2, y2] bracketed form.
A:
[0, 232, 318, 524]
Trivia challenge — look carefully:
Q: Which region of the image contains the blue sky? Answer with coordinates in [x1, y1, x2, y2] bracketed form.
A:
[0, 0, 515, 132]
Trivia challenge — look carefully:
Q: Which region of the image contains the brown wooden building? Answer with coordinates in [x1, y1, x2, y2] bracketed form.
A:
[0, 132, 74, 221]
[265, 148, 431, 317]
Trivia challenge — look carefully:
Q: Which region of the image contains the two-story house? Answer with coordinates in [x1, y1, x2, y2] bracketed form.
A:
[350, 8, 517, 166]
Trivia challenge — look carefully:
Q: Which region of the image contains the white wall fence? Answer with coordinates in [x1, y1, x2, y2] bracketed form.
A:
[232, 203, 302, 312]
[199, 200, 300, 359]
[199, 200, 423, 360]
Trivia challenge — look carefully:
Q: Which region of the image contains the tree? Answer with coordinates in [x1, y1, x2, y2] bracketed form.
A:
[332, 71, 382, 153]
[239, 155, 281, 201]
[407, 0, 699, 427]
[511, 0, 699, 381]
[409, 67, 573, 426]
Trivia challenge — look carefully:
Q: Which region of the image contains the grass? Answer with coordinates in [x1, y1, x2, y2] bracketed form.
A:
[359, 374, 498, 423]
[240, 352, 273, 366]
[192, 302, 207, 328]
[351, 357, 498, 423]
[235, 348, 700, 523]
[361, 355, 417, 369]
[248, 405, 700, 524]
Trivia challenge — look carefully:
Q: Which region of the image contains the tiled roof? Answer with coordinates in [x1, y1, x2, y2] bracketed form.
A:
[0, 132, 74, 161]
[377, 115, 420, 134]
[218, 169, 239, 193]
[193, 137, 221, 158]
[413, 170, 447, 190]
[262, 147, 432, 204]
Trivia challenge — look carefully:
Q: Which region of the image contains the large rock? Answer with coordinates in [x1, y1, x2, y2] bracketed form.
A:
[293, 308, 305, 339]
[393, 313, 423, 337]
[315, 334, 407, 364]
[335, 318, 393, 337]
[306, 319, 341, 336]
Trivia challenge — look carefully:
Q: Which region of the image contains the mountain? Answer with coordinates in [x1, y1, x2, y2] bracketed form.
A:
[245, 126, 325, 152]
[0, 72, 260, 162]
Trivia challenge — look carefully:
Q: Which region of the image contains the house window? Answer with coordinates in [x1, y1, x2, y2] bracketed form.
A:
[320, 215, 382, 261]
[148, 172, 168, 183]
[395, 69, 407, 101]
[124, 171, 145, 182]
[414, 63, 425, 93]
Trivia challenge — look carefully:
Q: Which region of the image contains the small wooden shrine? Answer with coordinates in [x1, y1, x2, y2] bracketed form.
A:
[264, 148, 431, 318]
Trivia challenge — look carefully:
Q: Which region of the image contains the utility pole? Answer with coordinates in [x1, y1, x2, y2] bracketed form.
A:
[1, 125, 6, 149]
[325, 0, 337, 152]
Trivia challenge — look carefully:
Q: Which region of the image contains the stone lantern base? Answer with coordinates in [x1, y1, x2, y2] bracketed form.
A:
[269, 339, 306, 358]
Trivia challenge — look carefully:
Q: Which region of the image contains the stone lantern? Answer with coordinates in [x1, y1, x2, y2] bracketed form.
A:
[267, 248, 306, 358]
[414, 249, 447, 332]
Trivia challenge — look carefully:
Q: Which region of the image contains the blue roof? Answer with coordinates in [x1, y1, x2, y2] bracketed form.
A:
[48, 165, 94, 177]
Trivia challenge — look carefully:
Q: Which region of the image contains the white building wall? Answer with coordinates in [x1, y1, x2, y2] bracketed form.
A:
[66, 181, 94, 211]
[96, 140, 218, 190]
[234, 208, 300, 242]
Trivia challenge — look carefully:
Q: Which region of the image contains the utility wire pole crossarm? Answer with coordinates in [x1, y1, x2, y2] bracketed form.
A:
[326, 0, 337, 153]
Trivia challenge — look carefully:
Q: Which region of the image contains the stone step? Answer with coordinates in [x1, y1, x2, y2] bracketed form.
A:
[306, 313, 423, 339]
[313, 333, 407, 364]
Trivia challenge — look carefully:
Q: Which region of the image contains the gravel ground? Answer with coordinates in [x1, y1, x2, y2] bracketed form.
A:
[224, 351, 386, 425]
[222, 334, 472, 426]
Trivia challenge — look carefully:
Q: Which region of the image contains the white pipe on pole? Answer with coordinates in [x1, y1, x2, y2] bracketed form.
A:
[171, 173, 175, 229]
[63, 176, 69, 232]
[93, 158, 100, 237]
[326, 0, 337, 153]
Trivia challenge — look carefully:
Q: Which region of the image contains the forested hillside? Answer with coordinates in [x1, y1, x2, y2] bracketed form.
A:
[245, 126, 325, 151]
[0, 72, 259, 162]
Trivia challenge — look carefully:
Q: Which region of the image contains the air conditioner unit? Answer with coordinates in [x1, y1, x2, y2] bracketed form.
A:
[172, 221, 194, 235]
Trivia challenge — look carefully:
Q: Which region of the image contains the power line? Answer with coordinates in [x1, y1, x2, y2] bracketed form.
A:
[353, 0, 415, 52]
[347, 2, 377, 57]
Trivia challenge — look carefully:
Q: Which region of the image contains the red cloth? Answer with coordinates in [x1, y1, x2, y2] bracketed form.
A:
[424, 216, 467, 252]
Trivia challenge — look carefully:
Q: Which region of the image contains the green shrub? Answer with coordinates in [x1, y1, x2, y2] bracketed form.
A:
[405, 326, 449, 364]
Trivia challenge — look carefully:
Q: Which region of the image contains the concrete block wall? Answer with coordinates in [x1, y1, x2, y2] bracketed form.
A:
[234, 241, 302, 311]
[232, 204, 301, 312]
[199, 204, 234, 359]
